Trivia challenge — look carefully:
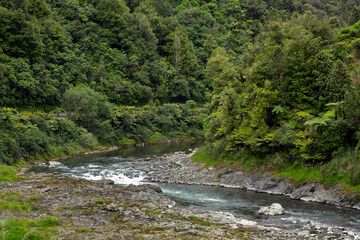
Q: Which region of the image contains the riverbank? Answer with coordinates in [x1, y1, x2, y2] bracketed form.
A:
[30, 137, 203, 167]
[0, 104, 205, 166]
[6, 145, 360, 239]
[148, 149, 360, 210]
[0, 172, 306, 239]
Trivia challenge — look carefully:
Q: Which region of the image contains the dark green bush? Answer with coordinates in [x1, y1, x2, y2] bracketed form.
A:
[78, 133, 98, 149]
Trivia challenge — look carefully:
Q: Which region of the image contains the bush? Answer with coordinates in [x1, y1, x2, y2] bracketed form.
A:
[62, 85, 113, 131]
[315, 120, 348, 160]
[78, 133, 98, 149]
[350, 168, 360, 186]
[273, 124, 296, 146]
[186, 100, 196, 108]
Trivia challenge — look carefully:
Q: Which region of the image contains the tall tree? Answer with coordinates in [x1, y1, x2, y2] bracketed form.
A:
[206, 47, 239, 94]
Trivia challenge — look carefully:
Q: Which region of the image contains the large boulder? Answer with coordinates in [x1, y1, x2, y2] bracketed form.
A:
[258, 203, 285, 216]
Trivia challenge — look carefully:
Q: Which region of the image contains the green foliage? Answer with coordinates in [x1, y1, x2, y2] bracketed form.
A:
[0, 216, 60, 240]
[2, 0, 360, 189]
[192, 147, 219, 167]
[0, 107, 88, 164]
[0, 165, 19, 182]
[206, 47, 239, 94]
[325, 60, 352, 103]
[273, 125, 296, 146]
[185, 100, 196, 109]
[78, 133, 98, 149]
[0, 102, 205, 164]
[62, 85, 113, 131]
[276, 165, 324, 184]
[36, 216, 61, 227]
[350, 169, 360, 186]
[343, 87, 360, 127]
[313, 120, 348, 159]
[187, 215, 212, 226]
[272, 105, 286, 115]
[0, 8, 43, 60]
[203, 9, 360, 170]
[0, 192, 39, 213]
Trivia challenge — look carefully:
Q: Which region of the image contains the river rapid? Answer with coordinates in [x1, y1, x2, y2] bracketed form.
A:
[31, 142, 360, 237]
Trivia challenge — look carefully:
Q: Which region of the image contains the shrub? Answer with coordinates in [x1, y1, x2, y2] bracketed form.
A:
[350, 168, 360, 186]
[78, 133, 98, 149]
[186, 100, 196, 108]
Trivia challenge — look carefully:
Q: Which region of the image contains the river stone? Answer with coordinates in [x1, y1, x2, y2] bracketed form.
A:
[258, 203, 285, 216]
[48, 161, 62, 168]
[127, 184, 162, 193]
[297, 230, 311, 238]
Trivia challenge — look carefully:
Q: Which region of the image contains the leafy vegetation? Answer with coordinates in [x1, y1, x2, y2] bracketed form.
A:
[0, 103, 204, 164]
[0, 191, 60, 240]
[2, 0, 360, 187]
[0, 165, 20, 182]
[199, 3, 360, 188]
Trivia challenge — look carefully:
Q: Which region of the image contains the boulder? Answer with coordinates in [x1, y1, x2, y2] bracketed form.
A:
[297, 230, 311, 238]
[258, 203, 285, 216]
[48, 161, 62, 168]
[127, 184, 162, 193]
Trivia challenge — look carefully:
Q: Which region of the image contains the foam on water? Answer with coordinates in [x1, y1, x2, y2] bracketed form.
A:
[162, 188, 227, 204]
[198, 197, 226, 202]
[80, 168, 145, 185]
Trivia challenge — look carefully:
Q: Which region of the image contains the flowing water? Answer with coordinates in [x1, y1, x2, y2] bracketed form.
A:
[31, 142, 360, 235]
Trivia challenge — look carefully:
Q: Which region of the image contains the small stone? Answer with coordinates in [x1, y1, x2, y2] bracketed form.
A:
[124, 210, 132, 216]
[229, 224, 237, 229]
[40, 187, 51, 193]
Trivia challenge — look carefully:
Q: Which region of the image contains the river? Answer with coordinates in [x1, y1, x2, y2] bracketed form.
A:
[31, 142, 360, 236]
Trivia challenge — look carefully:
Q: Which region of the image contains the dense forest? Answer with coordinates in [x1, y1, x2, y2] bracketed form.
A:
[2, 0, 360, 185]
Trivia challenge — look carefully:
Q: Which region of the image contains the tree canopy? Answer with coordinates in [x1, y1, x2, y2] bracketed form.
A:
[2, 0, 360, 177]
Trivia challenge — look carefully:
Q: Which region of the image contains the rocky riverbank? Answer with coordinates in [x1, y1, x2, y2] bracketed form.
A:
[147, 149, 360, 210]
[0, 172, 308, 240]
[5, 147, 360, 239]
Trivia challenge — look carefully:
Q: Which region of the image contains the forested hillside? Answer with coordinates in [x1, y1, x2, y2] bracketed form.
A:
[2, 0, 360, 186]
[2, 0, 360, 107]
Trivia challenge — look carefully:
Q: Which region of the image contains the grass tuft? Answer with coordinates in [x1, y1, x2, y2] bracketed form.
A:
[0, 165, 20, 182]
[0, 216, 60, 240]
[192, 148, 218, 167]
